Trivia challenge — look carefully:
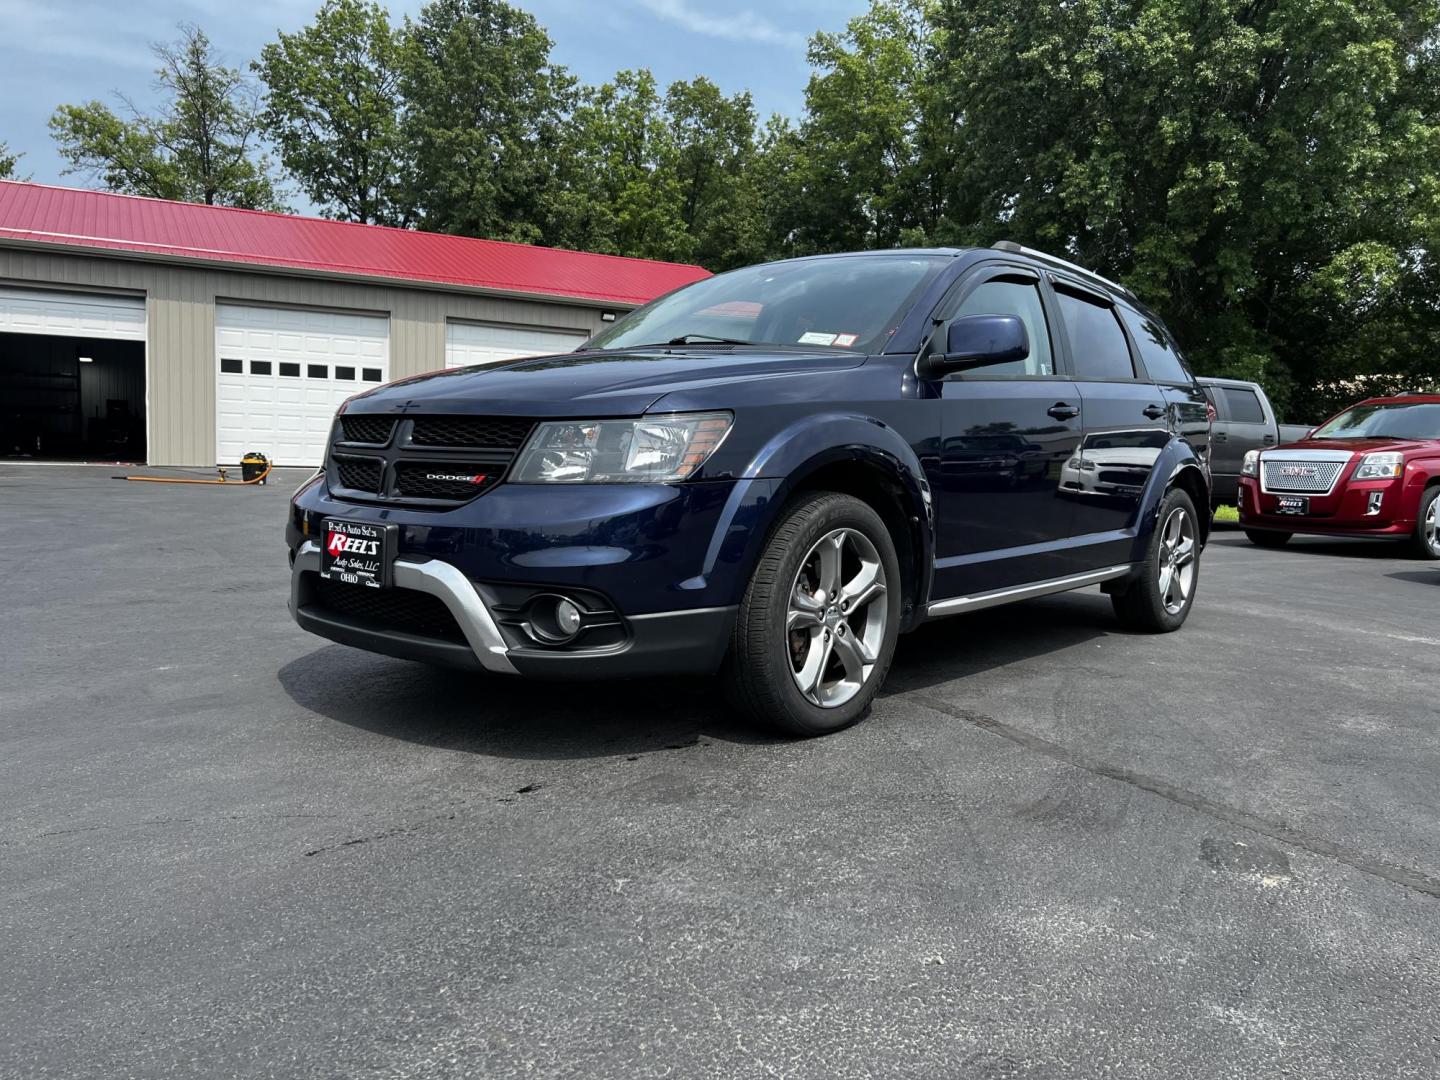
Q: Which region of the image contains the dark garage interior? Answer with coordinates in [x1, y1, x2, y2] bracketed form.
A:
[0, 332, 146, 462]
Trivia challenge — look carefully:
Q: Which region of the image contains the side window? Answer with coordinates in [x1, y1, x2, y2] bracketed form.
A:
[945, 278, 1055, 377]
[1118, 306, 1189, 383]
[1221, 387, 1266, 424]
[1056, 289, 1134, 380]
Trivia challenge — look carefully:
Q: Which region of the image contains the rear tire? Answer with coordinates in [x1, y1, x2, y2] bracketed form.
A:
[723, 492, 902, 736]
[1410, 486, 1440, 560]
[1112, 487, 1201, 633]
[1245, 528, 1292, 548]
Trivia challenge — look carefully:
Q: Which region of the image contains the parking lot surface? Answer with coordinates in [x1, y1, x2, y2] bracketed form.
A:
[3, 464, 1439, 1079]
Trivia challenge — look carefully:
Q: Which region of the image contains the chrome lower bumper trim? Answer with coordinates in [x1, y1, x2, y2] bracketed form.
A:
[290, 540, 519, 675]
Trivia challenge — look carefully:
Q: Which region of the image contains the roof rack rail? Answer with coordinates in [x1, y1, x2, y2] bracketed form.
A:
[990, 241, 1136, 299]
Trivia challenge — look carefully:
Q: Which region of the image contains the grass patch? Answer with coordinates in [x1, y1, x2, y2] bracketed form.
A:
[1213, 504, 1239, 523]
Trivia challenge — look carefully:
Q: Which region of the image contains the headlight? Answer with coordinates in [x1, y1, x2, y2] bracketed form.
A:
[512, 412, 732, 483]
[1354, 451, 1404, 480]
[1241, 450, 1259, 477]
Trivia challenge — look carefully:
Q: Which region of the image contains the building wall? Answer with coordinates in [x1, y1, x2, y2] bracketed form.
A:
[0, 247, 615, 465]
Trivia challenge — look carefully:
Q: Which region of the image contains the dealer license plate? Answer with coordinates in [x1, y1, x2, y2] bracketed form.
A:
[1275, 496, 1309, 515]
[320, 518, 395, 589]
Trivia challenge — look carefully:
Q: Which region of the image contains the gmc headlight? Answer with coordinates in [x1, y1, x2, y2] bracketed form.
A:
[512, 412, 732, 483]
[1354, 451, 1404, 480]
[1241, 450, 1259, 477]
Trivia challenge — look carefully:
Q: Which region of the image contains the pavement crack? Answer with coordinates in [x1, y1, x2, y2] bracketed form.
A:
[902, 691, 1440, 901]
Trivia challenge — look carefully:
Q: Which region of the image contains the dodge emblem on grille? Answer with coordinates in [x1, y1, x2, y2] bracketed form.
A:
[1279, 466, 1318, 477]
[425, 473, 488, 484]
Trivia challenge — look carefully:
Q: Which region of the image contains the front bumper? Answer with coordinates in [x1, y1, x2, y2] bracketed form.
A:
[1237, 476, 1415, 536]
[289, 541, 736, 678]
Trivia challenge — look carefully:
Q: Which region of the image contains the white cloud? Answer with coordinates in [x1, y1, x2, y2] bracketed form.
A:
[634, 0, 807, 49]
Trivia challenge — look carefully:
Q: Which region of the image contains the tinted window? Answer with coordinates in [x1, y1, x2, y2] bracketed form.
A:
[220, 358, 242, 374]
[308, 364, 328, 379]
[1056, 290, 1134, 379]
[588, 254, 949, 354]
[362, 368, 382, 382]
[1221, 387, 1265, 424]
[946, 278, 1054, 377]
[336, 366, 356, 381]
[1118, 307, 1189, 383]
[1311, 401, 1440, 440]
[250, 360, 272, 375]
[279, 362, 300, 377]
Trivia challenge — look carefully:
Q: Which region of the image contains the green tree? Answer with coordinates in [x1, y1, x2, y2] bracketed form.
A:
[923, 0, 1440, 417]
[255, 0, 409, 225]
[400, 0, 573, 242]
[50, 25, 284, 209]
[0, 143, 25, 180]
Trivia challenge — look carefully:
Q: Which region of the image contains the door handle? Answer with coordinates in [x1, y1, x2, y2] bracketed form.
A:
[1263, 434, 1275, 443]
[1047, 403, 1079, 421]
[1214, 432, 1228, 442]
[1142, 404, 1166, 420]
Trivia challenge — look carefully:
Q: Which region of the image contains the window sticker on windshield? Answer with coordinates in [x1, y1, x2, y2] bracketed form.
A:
[833, 333, 858, 348]
[798, 331, 838, 346]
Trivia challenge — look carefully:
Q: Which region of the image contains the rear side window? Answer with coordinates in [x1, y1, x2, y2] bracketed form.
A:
[1056, 289, 1134, 379]
[1221, 387, 1266, 423]
[1118, 307, 1190, 384]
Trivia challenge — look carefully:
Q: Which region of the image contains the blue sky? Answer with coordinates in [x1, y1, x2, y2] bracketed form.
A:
[0, 0, 868, 197]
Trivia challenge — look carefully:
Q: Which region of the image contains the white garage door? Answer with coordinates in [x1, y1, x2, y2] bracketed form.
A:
[445, 320, 588, 369]
[215, 303, 388, 466]
[0, 286, 145, 340]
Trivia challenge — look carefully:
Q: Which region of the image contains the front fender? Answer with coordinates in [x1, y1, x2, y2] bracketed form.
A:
[713, 413, 934, 629]
[1129, 437, 1211, 563]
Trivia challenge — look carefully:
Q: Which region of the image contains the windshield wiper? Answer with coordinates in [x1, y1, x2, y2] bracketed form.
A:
[665, 334, 752, 345]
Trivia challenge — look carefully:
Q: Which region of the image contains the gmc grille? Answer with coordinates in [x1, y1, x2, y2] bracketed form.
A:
[1262, 459, 1344, 494]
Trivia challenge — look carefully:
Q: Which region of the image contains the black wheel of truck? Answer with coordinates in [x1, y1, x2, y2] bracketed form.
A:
[723, 492, 901, 736]
[1245, 528, 1292, 548]
[1112, 487, 1201, 633]
[1410, 486, 1440, 560]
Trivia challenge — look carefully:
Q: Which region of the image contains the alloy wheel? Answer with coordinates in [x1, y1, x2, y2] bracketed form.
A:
[1426, 499, 1440, 556]
[1158, 506, 1197, 616]
[787, 527, 888, 708]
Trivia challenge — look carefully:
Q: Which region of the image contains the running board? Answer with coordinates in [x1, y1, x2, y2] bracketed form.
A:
[926, 564, 1134, 618]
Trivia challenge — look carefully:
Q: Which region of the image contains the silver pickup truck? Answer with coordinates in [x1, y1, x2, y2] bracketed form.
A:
[1197, 377, 1312, 507]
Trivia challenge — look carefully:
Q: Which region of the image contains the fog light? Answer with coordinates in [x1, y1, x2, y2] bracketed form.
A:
[1367, 491, 1384, 516]
[555, 598, 582, 637]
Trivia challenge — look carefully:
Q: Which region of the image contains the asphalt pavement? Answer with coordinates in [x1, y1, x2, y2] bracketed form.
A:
[3, 464, 1438, 1079]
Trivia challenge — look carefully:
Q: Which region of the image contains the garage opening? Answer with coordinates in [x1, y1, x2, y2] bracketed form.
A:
[0, 332, 147, 462]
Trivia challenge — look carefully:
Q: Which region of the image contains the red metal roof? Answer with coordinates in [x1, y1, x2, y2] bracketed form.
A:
[0, 181, 710, 306]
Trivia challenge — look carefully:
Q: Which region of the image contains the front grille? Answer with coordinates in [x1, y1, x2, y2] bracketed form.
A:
[393, 462, 502, 501]
[411, 416, 534, 450]
[1263, 459, 1344, 494]
[313, 575, 466, 642]
[335, 455, 384, 493]
[340, 416, 395, 445]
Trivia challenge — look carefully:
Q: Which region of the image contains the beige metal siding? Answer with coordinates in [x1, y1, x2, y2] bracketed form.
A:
[0, 247, 613, 465]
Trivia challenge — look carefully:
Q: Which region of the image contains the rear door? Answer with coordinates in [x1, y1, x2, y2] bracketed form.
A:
[1051, 280, 1170, 565]
[1213, 384, 1274, 488]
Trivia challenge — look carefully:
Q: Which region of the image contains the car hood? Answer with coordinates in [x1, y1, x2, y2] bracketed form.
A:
[1272, 436, 1437, 456]
[342, 347, 866, 417]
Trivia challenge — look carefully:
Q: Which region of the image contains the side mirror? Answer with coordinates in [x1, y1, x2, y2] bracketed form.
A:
[923, 314, 1029, 377]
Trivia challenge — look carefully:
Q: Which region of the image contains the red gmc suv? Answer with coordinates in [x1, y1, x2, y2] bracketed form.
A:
[1238, 394, 1440, 558]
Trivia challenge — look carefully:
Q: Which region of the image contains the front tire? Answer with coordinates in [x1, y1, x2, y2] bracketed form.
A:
[1112, 487, 1201, 633]
[1245, 528, 1292, 548]
[1410, 487, 1440, 560]
[723, 492, 902, 736]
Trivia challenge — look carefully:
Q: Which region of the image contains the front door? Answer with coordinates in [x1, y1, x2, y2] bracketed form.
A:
[926, 267, 1083, 598]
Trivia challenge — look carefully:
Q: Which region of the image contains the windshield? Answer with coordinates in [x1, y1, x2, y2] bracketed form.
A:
[1310, 401, 1440, 441]
[586, 254, 949, 354]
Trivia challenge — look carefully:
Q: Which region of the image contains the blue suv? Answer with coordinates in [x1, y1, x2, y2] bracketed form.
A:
[288, 244, 1210, 735]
